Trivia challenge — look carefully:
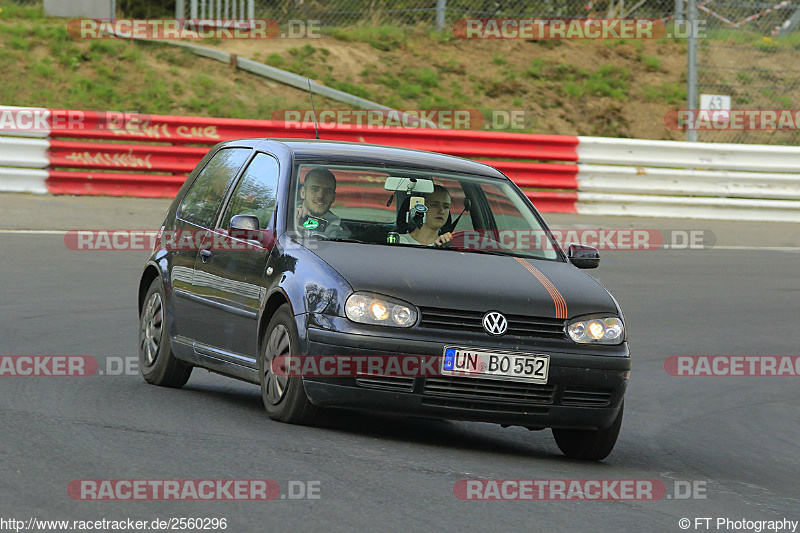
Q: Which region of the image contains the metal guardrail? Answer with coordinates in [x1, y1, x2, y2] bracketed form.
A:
[125, 36, 441, 128]
[577, 165, 800, 200]
[577, 137, 800, 172]
[574, 136, 800, 221]
[169, 41, 397, 114]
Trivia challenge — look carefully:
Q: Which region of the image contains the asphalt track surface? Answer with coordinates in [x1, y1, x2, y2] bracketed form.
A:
[1, 193, 799, 533]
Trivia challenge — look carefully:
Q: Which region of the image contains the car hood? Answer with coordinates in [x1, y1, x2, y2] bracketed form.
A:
[309, 242, 618, 319]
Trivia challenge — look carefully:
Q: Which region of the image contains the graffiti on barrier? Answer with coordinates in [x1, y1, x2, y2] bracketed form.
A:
[65, 150, 153, 169]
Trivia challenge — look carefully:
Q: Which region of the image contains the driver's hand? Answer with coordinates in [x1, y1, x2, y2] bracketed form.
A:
[433, 232, 453, 247]
[295, 205, 309, 226]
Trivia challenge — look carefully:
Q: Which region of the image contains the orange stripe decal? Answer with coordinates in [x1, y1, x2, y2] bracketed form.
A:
[513, 257, 568, 319]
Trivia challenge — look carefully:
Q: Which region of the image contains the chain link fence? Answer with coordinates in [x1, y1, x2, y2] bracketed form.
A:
[0, 0, 682, 26]
[244, 0, 678, 27]
[694, 0, 800, 144]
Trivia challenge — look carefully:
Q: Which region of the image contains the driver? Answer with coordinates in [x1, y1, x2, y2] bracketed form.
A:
[399, 184, 453, 246]
[296, 167, 349, 238]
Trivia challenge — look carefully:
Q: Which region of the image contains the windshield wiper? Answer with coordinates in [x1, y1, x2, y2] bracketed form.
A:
[441, 246, 549, 259]
[308, 236, 367, 244]
[444, 247, 511, 257]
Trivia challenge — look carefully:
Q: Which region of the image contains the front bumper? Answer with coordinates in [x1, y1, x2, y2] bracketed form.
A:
[302, 322, 630, 430]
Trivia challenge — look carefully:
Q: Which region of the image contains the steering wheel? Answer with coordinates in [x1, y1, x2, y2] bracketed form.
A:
[442, 230, 468, 249]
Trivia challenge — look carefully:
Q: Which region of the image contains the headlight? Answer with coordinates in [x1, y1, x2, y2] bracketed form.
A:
[567, 317, 624, 344]
[345, 292, 417, 327]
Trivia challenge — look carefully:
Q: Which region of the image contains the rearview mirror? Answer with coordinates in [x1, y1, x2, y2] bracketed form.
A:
[567, 243, 600, 269]
[384, 177, 434, 194]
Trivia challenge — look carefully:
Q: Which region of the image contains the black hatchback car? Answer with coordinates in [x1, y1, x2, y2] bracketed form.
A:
[138, 139, 630, 460]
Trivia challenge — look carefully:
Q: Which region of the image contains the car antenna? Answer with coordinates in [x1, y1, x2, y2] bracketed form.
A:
[307, 78, 320, 140]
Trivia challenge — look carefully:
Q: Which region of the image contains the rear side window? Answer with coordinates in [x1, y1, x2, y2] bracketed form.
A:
[178, 148, 251, 228]
[221, 153, 280, 230]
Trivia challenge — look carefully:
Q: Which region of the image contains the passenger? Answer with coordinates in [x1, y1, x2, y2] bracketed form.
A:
[399, 184, 453, 247]
[296, 167, 349, 238]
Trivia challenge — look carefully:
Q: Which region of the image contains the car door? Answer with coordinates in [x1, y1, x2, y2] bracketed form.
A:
[171, 147, 252, 345]
[190, 152, 281, 364]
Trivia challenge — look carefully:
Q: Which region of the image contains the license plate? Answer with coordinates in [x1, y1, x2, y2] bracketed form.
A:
[441, 346, 549, 384]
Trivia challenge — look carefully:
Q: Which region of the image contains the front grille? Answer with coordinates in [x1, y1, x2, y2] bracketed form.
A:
[423, 376, 555, 404]
[561, 387, 613, 407]
[418, 307, 566, 338]
[355, 375, 415, 392]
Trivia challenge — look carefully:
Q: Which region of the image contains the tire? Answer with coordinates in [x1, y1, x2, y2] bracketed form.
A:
[138, 278, 192, 388]
[258, 304, 317, 424]
[552, 401, 624, 461]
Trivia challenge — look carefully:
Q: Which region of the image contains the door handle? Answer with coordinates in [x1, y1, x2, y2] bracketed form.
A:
[200, 249, 212, 262]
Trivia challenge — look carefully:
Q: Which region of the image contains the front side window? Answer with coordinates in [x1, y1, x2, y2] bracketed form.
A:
[290, 163, 559, 260]
[178, 148, 251, 228]
[221, 153, 280, 230]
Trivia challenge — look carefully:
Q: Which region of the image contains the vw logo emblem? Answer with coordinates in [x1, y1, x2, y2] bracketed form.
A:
[483, 311, 508, 336]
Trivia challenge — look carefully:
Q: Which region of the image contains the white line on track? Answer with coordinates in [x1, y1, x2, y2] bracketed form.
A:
[0, 229, 68, 234]
[0, 229, 159, 235]
[711, 245, 800, 251]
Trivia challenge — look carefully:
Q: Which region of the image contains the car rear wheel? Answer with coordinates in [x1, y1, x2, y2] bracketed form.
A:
[552, 401, 623, 461]
[139, 278, 192, 388]
[259, 304, 317, 424]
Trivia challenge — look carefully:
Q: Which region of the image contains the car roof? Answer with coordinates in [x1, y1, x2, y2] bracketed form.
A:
[219, 138, 508, 179]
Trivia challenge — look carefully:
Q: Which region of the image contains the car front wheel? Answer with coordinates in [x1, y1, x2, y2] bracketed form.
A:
[259, 304, 317, 424]
[139, 278, 192, 387]
[552, 401, 624, 461]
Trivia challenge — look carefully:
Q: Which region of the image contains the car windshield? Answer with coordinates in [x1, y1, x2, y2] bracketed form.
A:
[290, 163, 561, 261]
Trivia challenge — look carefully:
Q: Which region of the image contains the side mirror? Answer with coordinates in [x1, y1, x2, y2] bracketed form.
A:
[567, 243, 600, 269]
[230, 214, 259, 231]
[229, 214, 276, 250]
